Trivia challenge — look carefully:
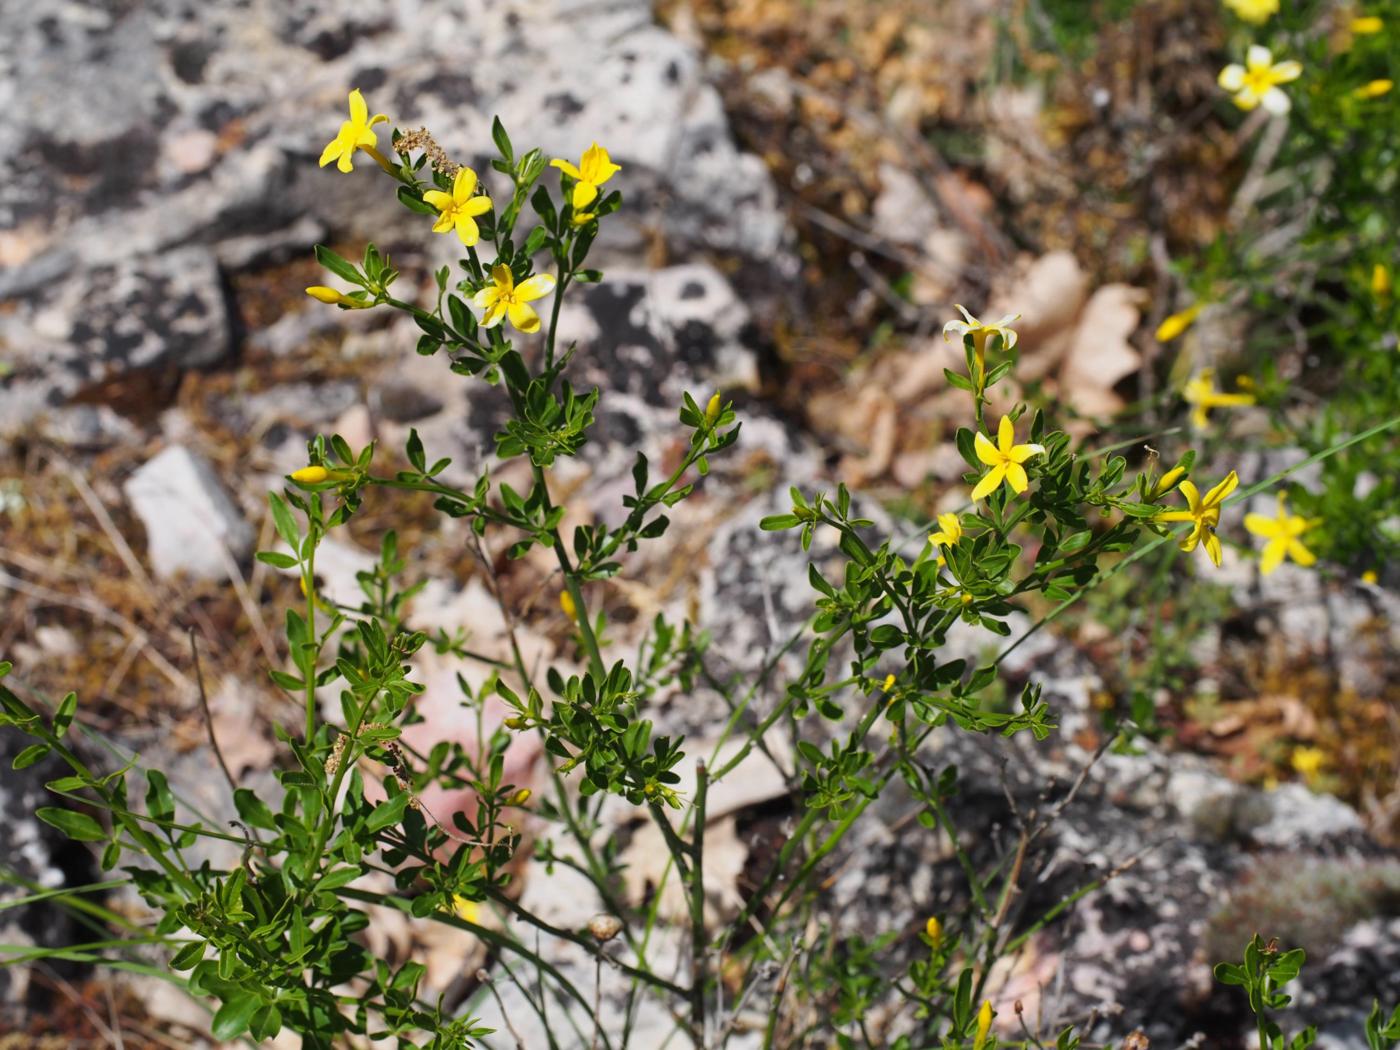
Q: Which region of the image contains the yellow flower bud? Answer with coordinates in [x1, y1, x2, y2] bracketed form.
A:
[925, 915, 943, 947]
[705, 391, 722, 425]
[289, 465, 330, 485]
[1361, 569, 1379, 585]
[509, 788, 532, 806]
[1354, 78, 1393, 99]
[960, 592, 974, 605]
[881, 673, 896, 692]
[305, 286, 372, 309]
[1154, 465, 1187, 497]
[1154, 303, 1203, 343]
[560, 590, 577, 621]
[504, 716, 528, 730]
[1373, 263, 1393, 299]
[973, 1000, 994, 1050]
[1351, 15, 1383, 33]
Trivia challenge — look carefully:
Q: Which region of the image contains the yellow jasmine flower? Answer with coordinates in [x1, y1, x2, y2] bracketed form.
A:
[970, 416, 1045, 501]
[473, 264, 557, 334]
[1373, 263, 1393, 299]
[423, 167, 493, 246]
[943, 306, 1020, 353]
[1218, 46, 1303, 114]
[318, 89, 389, 174]
[550, 143, 622, 210]
[1351, 15, 1383, 33]
[1244, 492, 1319, 574]
[1156, 471, 1239, 567]
[305, 286, 372, 309]
[1154, 465, 1188, 497]
[928, 511, 963, 549]
[1289, 745, 1325, 780]
[973, 1000, 994, 1050]
[452, 895, 481, 923]
[1354, 78, 1394, 99]
[559, 589, 578, 621]
[1183, 368, 1255, 429]
[1155, 303, 1204, 342]
[1223, 0, 1278, 23]
[289, 465, 330, 485]
[924, 915, 943, 948]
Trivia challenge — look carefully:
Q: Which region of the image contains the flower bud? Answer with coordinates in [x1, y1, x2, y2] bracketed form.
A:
[1153, 465, 1187, 497]
[1373, 264, 1392, 300]
[504, 716, 528, 730]
[1351, 15, 1383, 33]
[290, 465, 330, 485]
[559, 590, 577, 621]
[1154, 303, 1203, 343]
[704, 391, 722, 425]
[1354, 78, 1393, 99]
[588, 914, 623, 942]
[509, 788, 532, 806]
[305, 286, 372, 309]
[924, 915, 942, 947]
[881, 673, 895, 692]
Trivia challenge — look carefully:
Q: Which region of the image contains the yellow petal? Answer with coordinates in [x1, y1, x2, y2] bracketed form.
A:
[423, 189, 454, 211]
[1204, 530, 1223, 567]
[551, 158, 583, 180]
[453, 166, 478, 201]
[431, 212, 454, 234]
[472, 287, 499, 310]
[973, 431, 1001, 467]
[463, 195, 493, 217]
[454, 215, 480, 246]
[1008, 442, 1043, 465]
[1156, 509, 1196, 523]
[937, 512, 961, 542]
[1351, 16, 1383, 33]
[1178, 480, 1201, 515]
[580, 143, 620, 183]
[515, 273, 557, 301]
[318, 139, 342, 167]
[1244, 513, 1281, 539]
[997, 414, 1015, 454]
[971, 464, 1007, 502]
[1270, 60, 1302, 84]
[1288, 539, 1317, 567]
[1155, 303, 1203, 342]
[1004, 461, 1029, 494]
[572, 181, 600, 210]
[1218, 64, 1247, 91]
[508, 300, 541, 333]
[490, 263, 514, 290]
[306, 286, 345, 304]
[480, 301, 508, 329]
[348, 88, 368, 127]
[337, 150, 355, 174]
[1179, 522, 1203, 553]
[1202, 471, 1239, 508]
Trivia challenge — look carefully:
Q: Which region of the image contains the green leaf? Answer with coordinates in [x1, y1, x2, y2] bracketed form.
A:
[52, 692, 77, 738]
[759, 513, 801, 531]
[268, 492, 299, 548]
[12, 744, 50, 770]
[170, 941, 205, 971]
[255, 551, 299, 570]
[233, 788, 278, 831]
[36, 807, 106, 842]
[491, 116, 514, 163]
[211, 990, 262, 1041]
[366, 792, 411, 833]
[314, 245, 364, 286]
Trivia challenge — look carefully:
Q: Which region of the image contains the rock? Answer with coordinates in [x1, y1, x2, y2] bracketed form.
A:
[122, 444, 254, 581]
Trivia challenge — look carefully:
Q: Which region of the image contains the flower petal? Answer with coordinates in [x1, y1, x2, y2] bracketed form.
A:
[472, 287, 499, 310]
[431, 212, 454, 235]
[1203, 471, 1239, 508]
[1260, 87, 1292, 115]
[1259, 537, 1286, 574]
[973, 431, 1001, 466]
[1204, 530, 1223, 567]
[515, 273, 557, 301]
[319, 140, 342, 168]
[454, 215, 480, 246]
[508, 300, 541, 333]
[970, 464, 1007, 502]
[1218, 64, 1247, 91]
[348, 89, 368, 126]
[1234, 88, 1262, 111]
[1008, 442, 1044, 464]
[454, 167, 478, 201]
[1179, 522, 1203, 553]
[463, 195, 493, 217]
[1244, 513, 1281, 539]
[551, 159, 584, 180]
[423, 190, 453, 210]
[1288, 539, 1317, 567]
[490, 264, 514, 291]
[1004, 462, 1029, 494]
[942, 320, 969, 342]
[572, 181, 599, 210]
[997, 415, 1015, 453]
[1177, 480, 1201, 516]
[1270, 60, 1302, 83]
[481, 301, 507, 328]
[1246, 45, 1273, 72]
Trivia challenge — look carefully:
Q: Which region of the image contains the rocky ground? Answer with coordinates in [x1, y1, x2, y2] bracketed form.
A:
[1, 0, 1397, 1047]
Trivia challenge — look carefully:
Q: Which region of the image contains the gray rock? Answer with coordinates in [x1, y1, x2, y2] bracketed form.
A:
[122, 444, 254, 580]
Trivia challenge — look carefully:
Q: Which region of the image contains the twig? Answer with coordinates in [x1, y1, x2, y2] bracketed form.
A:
[188, 627, 240, 797]
[689, 760, 710, 1046]
[52, 451, 158, 599]
[476, 968, 528, 1050]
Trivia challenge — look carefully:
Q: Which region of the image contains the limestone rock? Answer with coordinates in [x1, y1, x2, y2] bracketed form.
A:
[122, 444, 254, 580]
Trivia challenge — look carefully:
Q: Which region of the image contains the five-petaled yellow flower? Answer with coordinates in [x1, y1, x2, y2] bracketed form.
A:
[1183, 368, 1255, 429]
[1156, 471, 1239, 567]
[1244, 491, 1318, 574]
[319, 89, 389, 173]
[943, 305, 1020, 354]
[1354, 78, 1393, 99]
[1223, 0, 1278, 24]
[1218, 46, 1303, 114]
[474, 264, 557, 334]
[551, 143, 622, 211]
[971, 416, 1045, 501]
[1155, 303, 1204, 342]
[424, 168, 493, 246]
[973, 1000, 994, 1050]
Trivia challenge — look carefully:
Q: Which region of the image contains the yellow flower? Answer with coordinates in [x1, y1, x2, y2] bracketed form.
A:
[452, 895, 481, 924]
[1218, 46, 1303, 114]
[971, 416, 1045, 501]
[882, 673, 896, 692]
[924, 915, 943, 948]
[289, 465, 330, 485]
[973, 1000, 994, 1050]
[305, 286, 372, 309]
[1351, 15, 1383, 33]
[1244, 492, 1318, 574]
[423, 167, 493, 246]
[943, 305, 1020, 353]
[1361, 569, 1378, 585]
[559, 589, 577, 621]
[928, 511, 963, 550]
[1354, 79, 1394, 99]
[473, 264, 557, 334]
[1223, 0, 1278, 23]
[550, 143, 622, 211]
[705, 391, 723, 425]
[1290, 745, 1325, 780]
[570, 211, 597, 227]
[1183, 368, 1255, 429]
[1155, 303, 1204, 342]
[1154, 465, 1188, 497]
[1373, 263, 1392, 299]
[1156, 471, 1239, 567]
[318, 89, 389, 173]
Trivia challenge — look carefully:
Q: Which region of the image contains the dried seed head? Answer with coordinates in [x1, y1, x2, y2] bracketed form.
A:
[1123, 1031, 1150, 1050]
[588, 914, 623, 942]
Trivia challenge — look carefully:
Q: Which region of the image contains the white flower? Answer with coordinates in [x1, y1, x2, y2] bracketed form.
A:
[1218, 46, 1303, 115]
